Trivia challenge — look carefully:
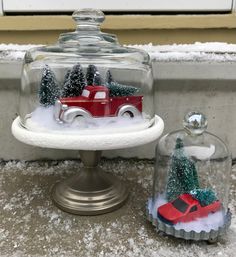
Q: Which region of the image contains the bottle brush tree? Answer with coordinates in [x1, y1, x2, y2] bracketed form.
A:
[93, 71, 102, 86]
[38, 65, 60, 107]
[190, 188, 217, 206]
[62, 63, 86, 97]
[166, 137, 200, 202]
[105, 70, 113, 84]
[63, 69, 71, 86]
[86, 64, 97, 85]
[107, 81, 139, 97]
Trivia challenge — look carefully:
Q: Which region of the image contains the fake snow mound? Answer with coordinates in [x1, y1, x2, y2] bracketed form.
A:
[148, 195, 225, 233]
[25, 106, 152, 134]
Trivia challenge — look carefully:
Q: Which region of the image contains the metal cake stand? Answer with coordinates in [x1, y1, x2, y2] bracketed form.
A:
[12, 115, 164, 215]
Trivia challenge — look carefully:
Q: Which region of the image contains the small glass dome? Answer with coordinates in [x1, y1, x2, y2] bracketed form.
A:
[148, 111, 232, 241]
[19, 9, 154, 134]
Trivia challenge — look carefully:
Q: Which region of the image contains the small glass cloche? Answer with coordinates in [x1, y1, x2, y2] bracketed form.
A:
[19, 9, 154, 134]
[147, 111, 232, 241]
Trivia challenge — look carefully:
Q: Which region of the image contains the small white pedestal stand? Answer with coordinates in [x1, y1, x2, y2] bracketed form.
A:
[12, 115, 164, 215]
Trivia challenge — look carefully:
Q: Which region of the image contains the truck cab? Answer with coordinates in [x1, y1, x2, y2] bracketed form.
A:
[81, 86, 109, 101]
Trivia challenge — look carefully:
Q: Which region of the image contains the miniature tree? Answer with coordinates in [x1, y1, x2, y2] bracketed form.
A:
[166, 138, 200, 202]
[86, 64, 97, 85]
[62, 63, 86, 97]
[105, 70, 113, 84]
[93, 71, 102, 86]
[38, 65, 60, 107]
[63, 69, 71, 85]
[190, 188, 217, 206]
[105, 69, 139, 97]
[106, 82, 139, 97]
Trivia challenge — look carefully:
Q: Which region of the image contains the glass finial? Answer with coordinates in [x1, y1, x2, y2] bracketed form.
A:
[72, 9, 105, 25]
[183, 111, 207, 135]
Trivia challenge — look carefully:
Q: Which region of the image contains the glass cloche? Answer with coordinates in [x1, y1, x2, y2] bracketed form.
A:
[147, 111, 232, 241]
[19, 9, 154, 134]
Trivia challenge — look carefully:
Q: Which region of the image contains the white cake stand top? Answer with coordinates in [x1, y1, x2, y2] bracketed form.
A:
[12, 115, 164, 151]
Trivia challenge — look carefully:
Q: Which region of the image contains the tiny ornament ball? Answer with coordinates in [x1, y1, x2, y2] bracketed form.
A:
[183, 111, 208, 135]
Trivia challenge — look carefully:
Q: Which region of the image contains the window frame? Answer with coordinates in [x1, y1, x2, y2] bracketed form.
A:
[0, 0, 234, 14]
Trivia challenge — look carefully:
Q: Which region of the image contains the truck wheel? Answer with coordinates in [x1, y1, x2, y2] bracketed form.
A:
[73, 115, 86, 126]
[118, 105, 141, 118]
[61, 107, 91, 124]
[122, 111, 134, 118]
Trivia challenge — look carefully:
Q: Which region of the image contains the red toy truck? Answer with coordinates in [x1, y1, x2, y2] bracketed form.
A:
[54, 85, 143, 123]
[157, 193, 221, 225]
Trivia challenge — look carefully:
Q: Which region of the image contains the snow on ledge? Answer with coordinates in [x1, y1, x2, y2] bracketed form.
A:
[128, 42, 236, 62]
[1, 42, 236, 62]
[0, 44, 42, 61]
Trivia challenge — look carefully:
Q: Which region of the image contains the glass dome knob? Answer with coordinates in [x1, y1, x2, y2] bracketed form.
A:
[72, 9, 105, 26]
[183, 111, 208, 135]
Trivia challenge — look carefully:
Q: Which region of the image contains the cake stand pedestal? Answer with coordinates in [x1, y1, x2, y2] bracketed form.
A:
[12, 115, 164, 215]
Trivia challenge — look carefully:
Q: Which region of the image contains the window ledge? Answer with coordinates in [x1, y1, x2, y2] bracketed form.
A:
[0, 13, 236, 31]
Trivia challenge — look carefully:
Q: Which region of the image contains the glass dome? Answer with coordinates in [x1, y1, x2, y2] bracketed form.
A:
[148, 111, 232, 240]
[19, 9, 154, 134]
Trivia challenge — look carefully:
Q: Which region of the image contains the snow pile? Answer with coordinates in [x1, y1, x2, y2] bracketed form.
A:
[148, 195, 225, 233]
[128, 42, 236, 62]
[130, 42, 236, 53]
[1, 42, 236, 62]
[0, 44, 42, 51]
[175, 211, 225, 233]
[0, 44, 42, 61]
[26, 106, 151, 134]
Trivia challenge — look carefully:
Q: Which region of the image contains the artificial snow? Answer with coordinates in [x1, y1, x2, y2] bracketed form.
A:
[148, 195, 225, 233]
[26, 106, 151, 134]
[0, 160, 236, 257]
[184, 145, 216, 160]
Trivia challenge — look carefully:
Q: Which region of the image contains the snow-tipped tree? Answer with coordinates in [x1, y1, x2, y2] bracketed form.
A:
[86, 64, 97, 85]
[62, 63, 86, 97]
[166, 138, 200, 202]
[106, 81, 139, 97]
[105, 70, 113, 84]
[63, 69, 71, 85]
[38, 65, 60, 107]
[93, 71, 102, 86]
[190, 188, 217, 207]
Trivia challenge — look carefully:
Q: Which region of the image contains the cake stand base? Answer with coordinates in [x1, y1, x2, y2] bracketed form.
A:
[52, 150, 128, 215]
[12, 115, 164, 215]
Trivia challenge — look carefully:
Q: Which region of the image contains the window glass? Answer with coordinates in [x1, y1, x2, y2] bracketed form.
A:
[82, 89, 90, 98]
[94, 92, 106, 99]
[190, 205, 197, 212]
[172, 198, 189, 213]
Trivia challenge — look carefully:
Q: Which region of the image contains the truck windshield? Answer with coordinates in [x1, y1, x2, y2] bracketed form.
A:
[82, 90, 90, 98]
[172, 198, 189, 213]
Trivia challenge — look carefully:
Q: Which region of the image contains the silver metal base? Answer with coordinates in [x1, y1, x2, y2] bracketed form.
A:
[52, 151, 128, 215]
[146, 200, 232, 241]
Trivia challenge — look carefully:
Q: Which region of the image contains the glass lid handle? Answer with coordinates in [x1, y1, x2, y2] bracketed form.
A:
[183, 111, 208, 135]
[72, 9, 105, 30]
